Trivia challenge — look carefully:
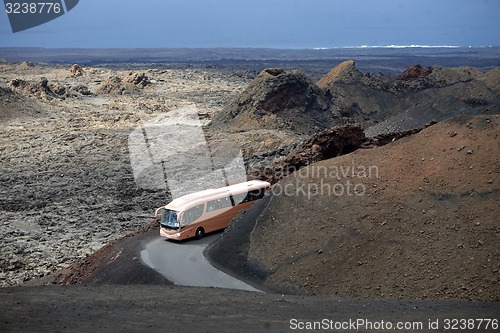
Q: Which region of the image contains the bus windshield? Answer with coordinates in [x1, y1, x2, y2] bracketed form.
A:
[161, 209, 180, 230]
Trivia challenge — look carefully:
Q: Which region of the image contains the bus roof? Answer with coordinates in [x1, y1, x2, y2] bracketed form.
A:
[165, 180, 270, 212]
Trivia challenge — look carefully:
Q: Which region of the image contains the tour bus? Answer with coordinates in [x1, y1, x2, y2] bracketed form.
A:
[155, 180, 271, 241]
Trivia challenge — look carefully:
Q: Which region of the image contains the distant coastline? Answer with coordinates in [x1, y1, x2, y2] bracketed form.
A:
[313, 45, 496, 49]
[1, 46, 499, 73]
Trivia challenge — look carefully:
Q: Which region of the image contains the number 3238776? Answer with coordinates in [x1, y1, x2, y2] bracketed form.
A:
[5, 2, 62, 14]
[443, 319, 498, 330]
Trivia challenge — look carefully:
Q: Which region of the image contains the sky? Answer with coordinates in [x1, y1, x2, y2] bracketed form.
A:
[0, 0, 499, 49]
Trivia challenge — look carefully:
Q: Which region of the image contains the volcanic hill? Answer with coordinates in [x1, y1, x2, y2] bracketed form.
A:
[208, 115, 500, 301]
[320, 60, 500, 135]
[210, 60, 500, 148]
[210, 67, 333, 134]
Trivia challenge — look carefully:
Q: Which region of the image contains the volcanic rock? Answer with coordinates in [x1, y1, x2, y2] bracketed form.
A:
[97, 72, 151, 95]
[315, 61, 500, 134]
[69, 64, 84, 77]
[392, 65, 480, 92]
[97, 76, 128, 95]
[480, 68, 500, 94]
[395, 64, 433, 81]
[210, 68, 333, 134]
[10, 77, 63, 100]
[253, 125, 366, 183]
[123, 72, 150, 88]
[316, 60, 363, 88]
[17, 61, 35, 70]
[70, 84, 93, 96]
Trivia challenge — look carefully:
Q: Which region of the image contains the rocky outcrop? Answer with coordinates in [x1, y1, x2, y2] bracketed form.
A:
[69, 64, 84, 77]
[97, 76, 125, 94]
[69, 85, 92, 96]
[97, 72, 151, 95]
[123, 72, 150, 88]
[392, 65, 481, 92]
[316, 60, 363, 88]
[9, 77, 93, 100]
[17, 61, 35, 70]
[252, 125, 366, 183]
[10, 77, 63, 100]
[395, 64, 433, 81]
[211, 68, 333, 134]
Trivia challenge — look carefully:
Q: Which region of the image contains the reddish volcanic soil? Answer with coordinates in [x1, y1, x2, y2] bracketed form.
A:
[211, 115, 500, 301]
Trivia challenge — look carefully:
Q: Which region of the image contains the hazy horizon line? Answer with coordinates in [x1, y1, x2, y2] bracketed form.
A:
[315, 45, 499, 50]
[1, 45, 499, 51]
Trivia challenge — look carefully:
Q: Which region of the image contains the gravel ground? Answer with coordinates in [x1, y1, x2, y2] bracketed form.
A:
[1, 285, 498, 333]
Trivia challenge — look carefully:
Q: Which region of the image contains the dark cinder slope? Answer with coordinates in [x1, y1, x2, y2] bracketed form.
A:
[0, 86, 45, 122]
[210, 115, 500, 301]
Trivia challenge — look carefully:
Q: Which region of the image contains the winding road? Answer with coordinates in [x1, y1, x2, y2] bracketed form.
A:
[140, 233, 260, 292]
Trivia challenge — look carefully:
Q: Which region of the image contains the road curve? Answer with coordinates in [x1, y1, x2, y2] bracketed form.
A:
[140, 234, 260, 292]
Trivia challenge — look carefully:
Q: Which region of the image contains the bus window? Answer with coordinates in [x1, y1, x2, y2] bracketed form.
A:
[234, 189, 265, 203]
[161, 209, 179, 230]
[207, 196, 233, 212]
[231, 191, 249, 205]
[181, 204, 204, 226]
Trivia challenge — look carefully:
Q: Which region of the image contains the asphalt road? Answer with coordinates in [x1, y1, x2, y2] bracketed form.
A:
[140, 233, 260, 292]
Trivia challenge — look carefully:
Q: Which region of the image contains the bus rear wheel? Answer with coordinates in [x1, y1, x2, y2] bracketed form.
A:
[195, 227, 205, 240]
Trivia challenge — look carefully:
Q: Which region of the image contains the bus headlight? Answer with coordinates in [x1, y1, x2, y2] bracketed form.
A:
[174, 233, 181, 237]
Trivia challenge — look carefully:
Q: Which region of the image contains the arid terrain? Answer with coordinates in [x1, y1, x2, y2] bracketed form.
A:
[209, 115, 499, 301]
[0, 61, 248, 286]
[0, 48, 499, 331]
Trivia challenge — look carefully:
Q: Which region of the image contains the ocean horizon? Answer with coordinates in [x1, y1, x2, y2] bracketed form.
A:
[1, 46, 499, 73]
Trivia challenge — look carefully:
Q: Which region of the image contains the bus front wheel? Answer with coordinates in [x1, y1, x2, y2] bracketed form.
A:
[195, 227, 205, 240]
